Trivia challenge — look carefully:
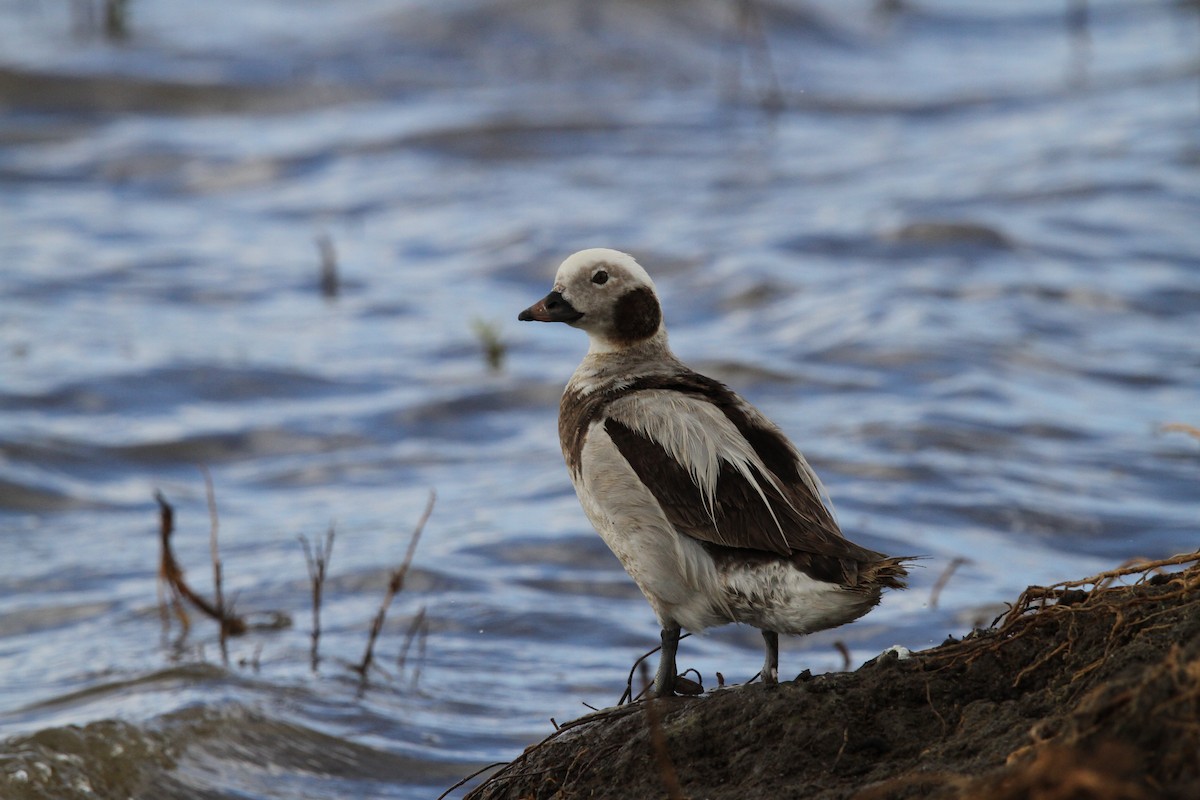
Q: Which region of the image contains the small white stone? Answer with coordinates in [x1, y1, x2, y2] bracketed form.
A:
[882, 645, 912, 660]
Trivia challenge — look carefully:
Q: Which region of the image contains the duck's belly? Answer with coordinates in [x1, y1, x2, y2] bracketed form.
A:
[573, 426, 728, 630]
[717, 557, 881, 634]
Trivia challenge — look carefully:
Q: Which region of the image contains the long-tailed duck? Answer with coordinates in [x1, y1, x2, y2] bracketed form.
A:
[519, 248, 910, 697]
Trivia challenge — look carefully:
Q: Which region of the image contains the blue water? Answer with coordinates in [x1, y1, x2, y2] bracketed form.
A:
[1, 1, 1198, 797]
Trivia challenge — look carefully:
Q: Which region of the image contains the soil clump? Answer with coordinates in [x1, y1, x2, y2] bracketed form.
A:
[461, 552, 1200, 800]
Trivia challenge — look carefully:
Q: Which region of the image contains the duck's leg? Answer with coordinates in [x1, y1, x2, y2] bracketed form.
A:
[761, 630, 779, 685]
[653, 625, 681, 697]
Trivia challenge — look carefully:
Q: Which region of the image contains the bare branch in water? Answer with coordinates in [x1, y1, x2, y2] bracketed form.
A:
[201, 466, 232, 663]
[726, 0, 783, 112]
[1161, 422, 1200, 443]
[155, 482, 291, 649]
[156, 492, 190, 637]
[354, 490, 436, 692]
[300, 524, 336, 672]
[316, 233, 339, 299]
[154, 490, 246, 639]
[397, 605, 429, 684]
[930, 556, 971, 610]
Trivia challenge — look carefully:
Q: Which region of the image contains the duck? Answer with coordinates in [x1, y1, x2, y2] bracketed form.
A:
[518, 248, 910, 697]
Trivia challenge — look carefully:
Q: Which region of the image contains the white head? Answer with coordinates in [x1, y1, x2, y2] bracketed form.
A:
[519, 248, 664, 353]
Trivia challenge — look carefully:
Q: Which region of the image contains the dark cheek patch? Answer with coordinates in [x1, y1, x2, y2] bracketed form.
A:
[612, 287, 662, 344]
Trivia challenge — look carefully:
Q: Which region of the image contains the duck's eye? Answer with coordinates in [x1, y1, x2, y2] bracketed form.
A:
[592, 270, 609, 285]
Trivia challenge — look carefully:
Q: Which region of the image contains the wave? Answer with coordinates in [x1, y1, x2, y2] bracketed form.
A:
[1, 682, 469, 800]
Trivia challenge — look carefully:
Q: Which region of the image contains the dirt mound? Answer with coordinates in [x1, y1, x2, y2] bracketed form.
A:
[457, 552, 1200, 800]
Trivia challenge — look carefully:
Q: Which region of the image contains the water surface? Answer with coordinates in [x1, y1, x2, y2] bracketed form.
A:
[2, 1, 1198, 797]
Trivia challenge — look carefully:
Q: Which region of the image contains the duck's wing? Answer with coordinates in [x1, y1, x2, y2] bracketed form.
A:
[600, 375, 884, 571]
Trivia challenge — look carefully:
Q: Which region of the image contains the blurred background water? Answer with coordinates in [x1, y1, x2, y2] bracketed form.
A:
[1, 0, 1198, 797]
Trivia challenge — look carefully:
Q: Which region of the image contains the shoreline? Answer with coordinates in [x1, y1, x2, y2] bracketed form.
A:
[457, 551, 1200, 800]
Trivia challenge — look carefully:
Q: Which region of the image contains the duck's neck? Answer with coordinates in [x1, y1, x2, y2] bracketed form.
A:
[571, 329, 679, 393]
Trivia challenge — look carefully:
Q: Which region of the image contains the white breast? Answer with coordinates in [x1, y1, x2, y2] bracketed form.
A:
[572, 418, 734, 632]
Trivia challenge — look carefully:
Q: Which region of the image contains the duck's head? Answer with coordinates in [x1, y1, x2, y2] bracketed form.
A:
[518, 248, 663, 352]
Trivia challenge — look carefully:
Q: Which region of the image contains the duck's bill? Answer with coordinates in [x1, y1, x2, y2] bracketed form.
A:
[518, 291, 583, 323]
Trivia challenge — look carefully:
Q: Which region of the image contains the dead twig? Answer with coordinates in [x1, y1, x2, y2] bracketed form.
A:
[1000, 551, 1200, 629]
[238, 643, 264, 672]
[1013, 640, 1070, 687]
[640, 662, 685, 800]
[354, 490, 436, 692]
[202, 467, 232, 663]
[436, 761, 510, 800]
[316, 233, 339, 299]
[829, 726, 850, 772]
[299, 524, 336, 672]
[154, 490, 247, 640]
[728, 0, 784, 112]
[926, 550, 1200, 674]
[930, 556, 971, 610]
[925, 681, 949, 736]
[1160, 422, 1200, 443]
[833, 640, 852, 671]
[458, 704, 645, 799]
[397, 605, 429, 689]
[156, 492, 190, 637]
[619, 632, 693, 705]
[853, 770, 970, 800]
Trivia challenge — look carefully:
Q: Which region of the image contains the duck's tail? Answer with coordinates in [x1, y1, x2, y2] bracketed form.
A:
[863, 555, 917, 591]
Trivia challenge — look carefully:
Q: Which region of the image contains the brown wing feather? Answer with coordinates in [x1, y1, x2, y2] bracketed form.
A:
[603, 415, 886, 572]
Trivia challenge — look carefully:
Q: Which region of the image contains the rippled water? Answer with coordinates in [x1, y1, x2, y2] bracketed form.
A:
[2, 1, 1198, 797]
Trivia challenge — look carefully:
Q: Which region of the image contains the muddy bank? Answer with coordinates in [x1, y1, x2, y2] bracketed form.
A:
[460, 552, 1200, 800]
